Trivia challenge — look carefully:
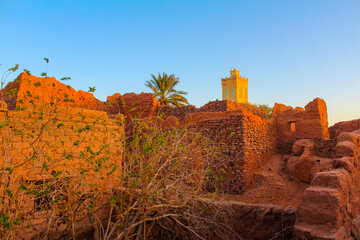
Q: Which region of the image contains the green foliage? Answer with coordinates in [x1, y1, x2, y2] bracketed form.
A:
[88, 86, 96, 92]
[257, 104, 273, 119]
[1, 63, 19, 100]
[145, 72, 189, 107]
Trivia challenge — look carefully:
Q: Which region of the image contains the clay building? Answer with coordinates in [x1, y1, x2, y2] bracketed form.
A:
[1, 72, 360, 239]
[272, 98, 330, 140]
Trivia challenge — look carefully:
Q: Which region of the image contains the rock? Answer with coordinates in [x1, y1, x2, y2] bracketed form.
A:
[288, 154, 315, 183]
[292, 139, 315, 155]
[288, 152, 333, 183]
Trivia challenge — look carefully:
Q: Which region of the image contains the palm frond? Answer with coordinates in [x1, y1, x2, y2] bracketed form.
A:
[145, 72, 189, 107]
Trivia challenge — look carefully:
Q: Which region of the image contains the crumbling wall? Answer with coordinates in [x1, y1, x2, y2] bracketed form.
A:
[242, 112, 277, 181]
[278, 138, 337, 158]
[1, 73, 105, 111]
[208, 201, 296, 240]
[292, 129, 360, 239]
[273, 98, 330, 140]
[0, 103, 123, 170]
[329, 118, 360, 139]
[187, 110, 276, 193]
[157, 105, 197, 122]
[0, 101, 124, 239]
[157, 100, 269, 123]
[106, 92, 159, 134]
[199, 100, 268, 119]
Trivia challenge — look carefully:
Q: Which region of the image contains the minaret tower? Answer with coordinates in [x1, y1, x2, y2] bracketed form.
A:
[221, 68, 248, 103]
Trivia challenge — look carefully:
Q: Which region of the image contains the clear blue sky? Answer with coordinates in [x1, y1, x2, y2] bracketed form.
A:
[1, 0, 359, 125]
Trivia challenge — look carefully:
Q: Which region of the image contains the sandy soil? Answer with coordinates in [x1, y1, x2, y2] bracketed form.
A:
[218, 154, 309, 207]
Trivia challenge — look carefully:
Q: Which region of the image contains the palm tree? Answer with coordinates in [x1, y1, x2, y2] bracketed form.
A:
[145, 73, 189, 107]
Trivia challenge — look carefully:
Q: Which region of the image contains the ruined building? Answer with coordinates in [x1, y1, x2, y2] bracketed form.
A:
[1, 72, 360, 239]
[221, 68, 248, 103]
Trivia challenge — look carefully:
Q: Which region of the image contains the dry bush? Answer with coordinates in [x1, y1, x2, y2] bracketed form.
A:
[94, 117, 239, 240]
[0, 64, 238, 240]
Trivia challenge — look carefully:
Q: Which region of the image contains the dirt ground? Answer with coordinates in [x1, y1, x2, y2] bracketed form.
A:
[218, 154, 309, 207]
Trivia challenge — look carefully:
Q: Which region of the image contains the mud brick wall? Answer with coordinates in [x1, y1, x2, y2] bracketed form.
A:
[0, 102, 123, 239]
[106, 92, 159, 135]
[293, 133, 360, 239]
[1, 73, 106, 112]
[329, 118, 360, 139]
[273, 98, 329, 140]
[0, 104, 123, 175]
[189, 110, 276, 193]
[106, 92, 159, 119]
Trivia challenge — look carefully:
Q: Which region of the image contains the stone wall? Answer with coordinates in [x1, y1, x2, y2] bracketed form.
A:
[199, 100, 268, 119]
[278, 138, 337, 158]
[208, 201, 296, 240]
[242, 112, 277, 180]
[157, 100, 269, 123]
[273, 98, 330, 140]
[158, 105, 197, 122]
[187, 110, 276, 193]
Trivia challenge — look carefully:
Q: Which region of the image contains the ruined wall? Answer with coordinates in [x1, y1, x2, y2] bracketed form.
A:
[242, 112, 277, 181]
[1, 73, 105, 111]
[278, 138, 337, 158]
[208, 201, 296, 240]
[187, 110, 276, 193]
[198, 100, 268, 119]
[0, 102, 124, 239]
[273, 98, 330, 140]
[106, 92, 159, 134]
[329, 118, 360, 139]
[0, 103, 123, 171]
[157, 100, 269, 123]
[292, 130, 360, 239]
[106, 92, 158, 119]
[158, 105, 197, 122]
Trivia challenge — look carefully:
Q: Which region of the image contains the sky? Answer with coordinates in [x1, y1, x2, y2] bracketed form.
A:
[1, 0, 359, 126]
